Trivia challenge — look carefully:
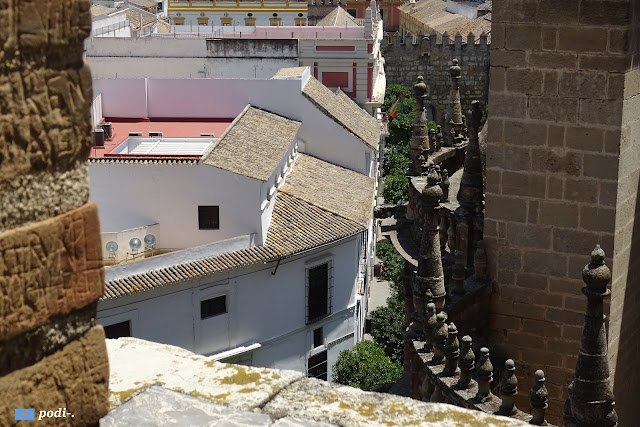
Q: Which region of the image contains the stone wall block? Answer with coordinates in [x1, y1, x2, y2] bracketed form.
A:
[558, 27, 609, 53]
[528, 52, 578, 70]
[0, 326, 109, 426]
[536, 0, 580, 24]
[558, 71, 607, 99]
[0, 202, 104, 342]
[528, 97, 578, 122]
[579, 0, 631, 26]
[505, 24, 542, 50]
[506, 69, 543, 95]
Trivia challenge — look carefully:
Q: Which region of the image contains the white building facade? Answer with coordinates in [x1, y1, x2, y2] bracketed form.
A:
[91, 69, 380, 380]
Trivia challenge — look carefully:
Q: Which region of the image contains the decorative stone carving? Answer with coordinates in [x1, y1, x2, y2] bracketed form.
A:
[530, 370, 548, 426]
[457, 335, 475, 390]
[473, 240, 488, 282]
[432, 312, 448, 364]
[499, 359, 518, 415]
[439, 169, 450, 202]
[409, 76, 430, 175]
[447, 59, 465, 146]
[476, 347, 493, 402]
[458, 100, 484, 215]
[443, 323, 460, 377]
[424, 302, 437, 351]
[564, 245, 617, 426]
[452, 250, 466, 295]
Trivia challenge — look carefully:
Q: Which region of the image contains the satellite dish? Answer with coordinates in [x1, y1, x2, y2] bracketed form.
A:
[106, 241, 118, 253]
[129, 238, 142, 250]
[144, 234, 156, 246]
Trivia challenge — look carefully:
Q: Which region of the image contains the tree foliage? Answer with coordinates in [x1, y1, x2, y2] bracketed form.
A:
[382, 141, 410, 177]
[375, 239, 405, 294]
[382, 174, 408, 205]
[383, 84, 416, 146]
[370, 293, 405, 365]
[332, 341, 402, 391]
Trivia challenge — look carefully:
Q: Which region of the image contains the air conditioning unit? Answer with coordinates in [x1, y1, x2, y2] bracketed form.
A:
[149, 131, 163, 137]
[93, 128, 105, 147]
[129, 132, 143, 136]
[99, 122, 113, 140]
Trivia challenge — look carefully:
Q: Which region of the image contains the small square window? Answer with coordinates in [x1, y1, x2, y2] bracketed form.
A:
[198, 206, 220, 230]
[313, 327, 323, 348]
[308, 350, 327, 380]
[201, 296, 227, 319]
[307, 262, 330, 323]
[104, 320, 131, 339]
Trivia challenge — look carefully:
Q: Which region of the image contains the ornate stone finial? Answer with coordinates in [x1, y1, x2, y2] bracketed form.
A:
[474, 240, 488, 281]
[432, 312, 448, 364]
[449, 58, 461, 80]
[414, 75, 427, 99]
[429, 127, 437, 152]
[530, 370, 548, 426]
[443, 323, 460, 376]
[452, 250, 466, 295]
[468, 100, 483, 129]
[565, 245, 617, 426]
[424, 302, 437, 350]
[476, 347, 493, 402]
[422, 167, 443, 207]
[436, 124, 447, 148]
[457, 335, 475, 389]
[439, 169, 450, 202]
[457, 100, 485, 215]
[499, 359, 518, 415]
[409, 76, 430, 175]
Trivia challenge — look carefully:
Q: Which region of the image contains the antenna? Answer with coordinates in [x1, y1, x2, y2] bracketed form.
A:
[106, 241, 118, 263]
[144, 234, 157, 257]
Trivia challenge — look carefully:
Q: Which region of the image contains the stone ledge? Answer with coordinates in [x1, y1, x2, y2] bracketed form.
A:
[0, 202, 104, 341]
[105, 337, 529, 426]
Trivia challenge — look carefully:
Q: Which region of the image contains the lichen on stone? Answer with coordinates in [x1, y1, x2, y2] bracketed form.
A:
[219, 366, 262, 386]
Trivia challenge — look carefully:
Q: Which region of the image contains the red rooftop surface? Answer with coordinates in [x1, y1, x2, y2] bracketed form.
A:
[90, 118, 234, 158]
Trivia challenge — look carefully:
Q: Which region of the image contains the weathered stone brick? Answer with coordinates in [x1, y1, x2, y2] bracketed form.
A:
[564, 178, 599, 203]
[547, 123, 565, 146]
[529, 96, 578, 122]
[503, 145, 532, 170]
[498, 246, 523, 272]
[580, 99, 623, 126]
[579, 0, 631, 26]
[515, 273, 548, 291]
[562, 324, 584, 341]
[502, 171, 546, 198]
[564, 294, 586, 312]
[488, 92, 528, 118]
[608, 28, 629, 54]
[540, 201, 579, 228]
[583, 153, 619, 180]
[491, 49, 528, 68]
[553, 228, 602, 255]
[541, 26, 557, 50]
[503, 120, 545, 146]
[506, 329, 546, 348]
[492, 23, 506, 49]
[536, 0, 580, 25]
[565, 125, 605, 152]
[599, 181, 618, 207]
[547, 176, 564, 199]
[490, 66, 506, 92]
[607, 73, 626, 100]
[506, 69, 543, 95]
[492, 313, 523, 330]
[549, 277, 582, 295]
[579, 54, 628, 72]
[528, 200, 539, 223]
[580, 205, 616, 232]
[498, 284, 532, 303]
[506, 24, 542, 50]
[0, 326, 108, 427]
[529, 52, 578, 70]
[532, 291, 564, 308]
[523, 250, 567, 276]
[0, 203, 104, 342]
[485, 194, 528, 222]
[558, 27, 609, 53]
[522, 318, 562, 336]
[506, 222, 551, 250]
[531, 147, 581, 176]
[492, 0, 538, 23]
[604, 129, 621, 153]
[543, 71, 559, 96]
[546, 307, 584, 325]
[559, 71, 607, 99]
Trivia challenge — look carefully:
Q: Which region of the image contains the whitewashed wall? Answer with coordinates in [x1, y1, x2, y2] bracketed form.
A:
[97, 237, 361, 379]
[89, 163, 263, 249]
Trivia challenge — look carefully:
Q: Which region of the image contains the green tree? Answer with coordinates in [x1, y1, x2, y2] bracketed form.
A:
[332, 341, 402, 391]
[382, 174, 408, 205]
[375, 239, 405, 294]
[370, 293, 405, 365]
[383, 84, 416, 146]
[382, 141, 410, 177]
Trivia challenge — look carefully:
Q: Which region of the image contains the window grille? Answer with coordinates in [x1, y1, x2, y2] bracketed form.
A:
[307, 350, 328, 380]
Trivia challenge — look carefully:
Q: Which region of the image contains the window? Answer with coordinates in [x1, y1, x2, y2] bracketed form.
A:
[308, 350, 327, 380]
[220, 17, 232, 26]
[201, 295, 227, 319]
[198, 205, 220, 230]
[347, 9, 357, 18]
[295, 18, 307, 26]
[173, 17, 185, 25]
[313, 327, 323, 348]
[307, 262, 331, 323]
[244, 17, 256, 26]
[197, 17, 209, 26]
[104, 320, 131, 339]
[269, 18, 282, 26]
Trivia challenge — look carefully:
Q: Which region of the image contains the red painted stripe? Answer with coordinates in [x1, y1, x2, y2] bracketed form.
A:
[368, 43, 373, 54]
[314, 62, 318, 79]
[367, 62, 373, 101]
[352, 62, 357, 98]
[316, 45, 355, 51]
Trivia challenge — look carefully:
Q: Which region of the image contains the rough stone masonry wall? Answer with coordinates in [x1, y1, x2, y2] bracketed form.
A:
[485, 1, 633, 425]
[381, 34, 490, 123]
[0, 1, 109, 426]
[609, 2, 640, 425]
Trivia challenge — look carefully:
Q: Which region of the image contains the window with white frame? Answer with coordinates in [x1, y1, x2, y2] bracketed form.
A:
[306, 259, 333, 323]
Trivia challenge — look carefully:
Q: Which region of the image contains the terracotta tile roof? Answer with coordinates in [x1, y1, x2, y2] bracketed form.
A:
[317, 6, 361, 27]
[281, 153, 374, 227]
[203, 106, 301, 181]
[399, 0, 491, 40]
[302, 77, 379, 149]
[90, 4, 116, 16]
[111, 7, 158, 29]
[128, 0, 159, 8]
[273, 67, 308, 77]
[102, 192, 365, 300]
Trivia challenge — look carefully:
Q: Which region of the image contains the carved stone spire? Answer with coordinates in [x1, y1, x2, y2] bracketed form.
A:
[409, 76, 430, 175]
[415, 167, 446, 310]
[457, 335, 475, 389]
[439, 169, 450, 202]
[530, 370, 548, 426]
[447, 59, 464, 145]
[432, 312, 448, 364]
[476, 347, 493, 402]
[457, 100, 484, 214]
[424, 302, 437, 351]
[443, 323, 460, 376]
[564, 245, 617, 426]
[499, 359, 518, 415]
